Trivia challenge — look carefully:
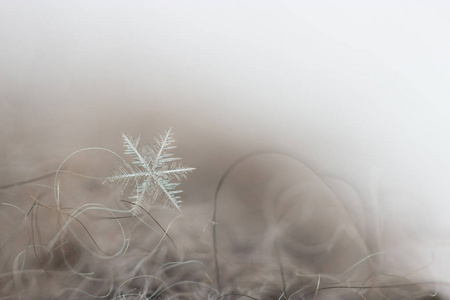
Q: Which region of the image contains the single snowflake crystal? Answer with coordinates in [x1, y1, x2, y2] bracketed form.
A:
[105, 129, 195, 213]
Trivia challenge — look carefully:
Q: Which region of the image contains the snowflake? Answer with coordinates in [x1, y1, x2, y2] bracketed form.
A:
[105, 129, 195, 213]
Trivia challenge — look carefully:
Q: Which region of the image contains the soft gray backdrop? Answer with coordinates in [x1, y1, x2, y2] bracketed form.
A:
[1, 0, 450, 287]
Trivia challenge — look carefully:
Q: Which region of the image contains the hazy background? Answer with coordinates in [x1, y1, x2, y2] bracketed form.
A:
[1, 0, 450, 284]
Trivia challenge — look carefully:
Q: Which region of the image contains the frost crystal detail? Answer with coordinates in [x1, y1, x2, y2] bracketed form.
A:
[105, 129, 195, 213]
